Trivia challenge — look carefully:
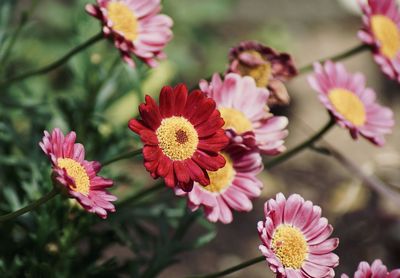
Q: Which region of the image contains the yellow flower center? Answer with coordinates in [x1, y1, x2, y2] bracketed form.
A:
[203, 153, 235, 193]
[371, 15, 400, 59]
[219, 108, 253, 134]
[107, 1, 139, 41]
[271, 225, 308, 269]
[156, 116, 199, 161]
[328, 88, 366, 126]
[237, 50, 272, 87]
[57, 158, 90, 196]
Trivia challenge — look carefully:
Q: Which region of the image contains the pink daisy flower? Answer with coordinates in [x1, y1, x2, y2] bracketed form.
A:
[341, 259, 400, 278]
[228, 40, 297, 106]
[258, 193, 339, 278]
[308, 61, 394, 146]
[39, 128, 117, 219]
[86, 0, 173, 67]
[200, 73, 289, 155]
[359, 0, 400, 82]
[175, 145, 263, 224]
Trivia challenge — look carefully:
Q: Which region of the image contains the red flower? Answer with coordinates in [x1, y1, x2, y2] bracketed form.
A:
[129, 84, 229, 192]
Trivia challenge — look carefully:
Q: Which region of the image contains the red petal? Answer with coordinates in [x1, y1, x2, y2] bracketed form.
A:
[173, 84, 188, 116]
[192, 151, 226, 171]
[128, 119, 148, 134]
[196, 110, 225, 137]
[140, 129, 159, 145]
[173, 161, 191, 184]
[143, 146, 161, 161]
[185, 159, 210, 186]
[159, 86, 175, 118]
[197, 130, 229, 152]
[189, 98, 217, 126]
[156, 154, 172, 177]
[178, 180, 194, 192]
[183, 90, 205, 119]
[164, 168, 176, 188]
[139, 95, 162, 130]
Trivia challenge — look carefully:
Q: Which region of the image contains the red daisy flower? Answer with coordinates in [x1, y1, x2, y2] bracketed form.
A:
[128, 84, 229, 192]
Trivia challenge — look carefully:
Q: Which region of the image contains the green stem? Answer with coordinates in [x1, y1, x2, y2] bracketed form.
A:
[297, 44, 369, 75]
[187, 256, 265, 278]
[101, 148, 142, 167]
[117, 182, 164, 208]
[1, 32, 104, 87]
[0, 187, 59, 222]
[266, 118, 335, 169]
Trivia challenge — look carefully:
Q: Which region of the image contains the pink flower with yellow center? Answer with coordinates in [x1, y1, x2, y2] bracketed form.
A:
[175, 145, 263, 224]
[86, 0, 173, 67]
[258, 193, 339, 278]
[39, 128, 117, 219]
[200, 73, 289, 155]
[359, 0, 400, 81]
[308, 61, 394, 146]
[341, 259, 400, 278]
[228, 41, 297, 106]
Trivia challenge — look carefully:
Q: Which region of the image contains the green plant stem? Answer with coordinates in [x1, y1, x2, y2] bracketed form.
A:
[101, 148, 143, 167]
[0, 187, 59, 222]
[1, 32, 104, 87]
[187, 256, 265, 278]
[266, 118, 335, 169]
[297, 44, 369, 75]
[117, 182, 164, 208]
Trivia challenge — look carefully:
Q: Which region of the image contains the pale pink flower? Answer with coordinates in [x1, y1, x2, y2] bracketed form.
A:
[175, 145, 263, 224]
[359, 0, 400, 82]
[258, 193, 339, 278]
[86, 0, 173, 67]
[200, 73, 288, 155]
[40, 128, 117, 219]
[341, 259, 400, 278]
[308, 61, 394, 146]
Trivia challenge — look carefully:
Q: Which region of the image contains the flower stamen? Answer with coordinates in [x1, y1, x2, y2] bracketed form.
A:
[371, 15, 400, 59]
[219, 108, 253, 134]
[328, 88, 366, 126]
[57, 158, 90, 195]
[107, 2, 138, 41]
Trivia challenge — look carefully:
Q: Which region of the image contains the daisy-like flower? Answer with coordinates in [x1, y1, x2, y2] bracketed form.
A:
[341, 259, 400, 278]
[228, 41, 297, 106]
[175, 144, 263, 224]
[39, 128, 116, 219]
[86, 0, 173, 67]
[200, 73, 288, 155]
[258, 193, 339, 278]
[308, 61, 394, 146]
[359, 0, 400, 82]
[128, 84, 229, 192]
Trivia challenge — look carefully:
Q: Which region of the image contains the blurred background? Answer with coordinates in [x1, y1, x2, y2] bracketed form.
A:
[1, 0, 399, 277]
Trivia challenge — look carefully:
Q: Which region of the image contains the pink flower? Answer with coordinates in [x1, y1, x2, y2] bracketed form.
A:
[39, 128, 117, 219]
[200, 73, 288, 155]
[86, 0, 173, 67]
[359, 0, 400, 82]
[341, 259, 400, 278]
[227, 40, 297, 106]
[175, 145, 263, 224]
[308, 61, 394, 146]
[258, 193, 339, 278]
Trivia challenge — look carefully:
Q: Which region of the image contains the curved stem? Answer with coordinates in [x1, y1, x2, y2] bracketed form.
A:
[187, 256, 265, 278]
[117, 182, 164, 208]
[1, 32, 104, 87]
[101, 148, 142, 167]
[0, 187, 59, 222]
[266, 118, 335, 169]
[297, 44, 369, 75]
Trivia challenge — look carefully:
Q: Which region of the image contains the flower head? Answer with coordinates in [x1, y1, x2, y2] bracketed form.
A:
[359, 0, 400, 82]
[86, 0, 173, 67]
[258, 193, 339, 278]
[200, 73, 288, 155]
[228, 41, 297, 106]
[341, 259, 400, 278]
[129, 84, 229, 192]
[39, 128, 116, 219]
[308, 61, 394, 146]
[175, 144, 263, 224]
